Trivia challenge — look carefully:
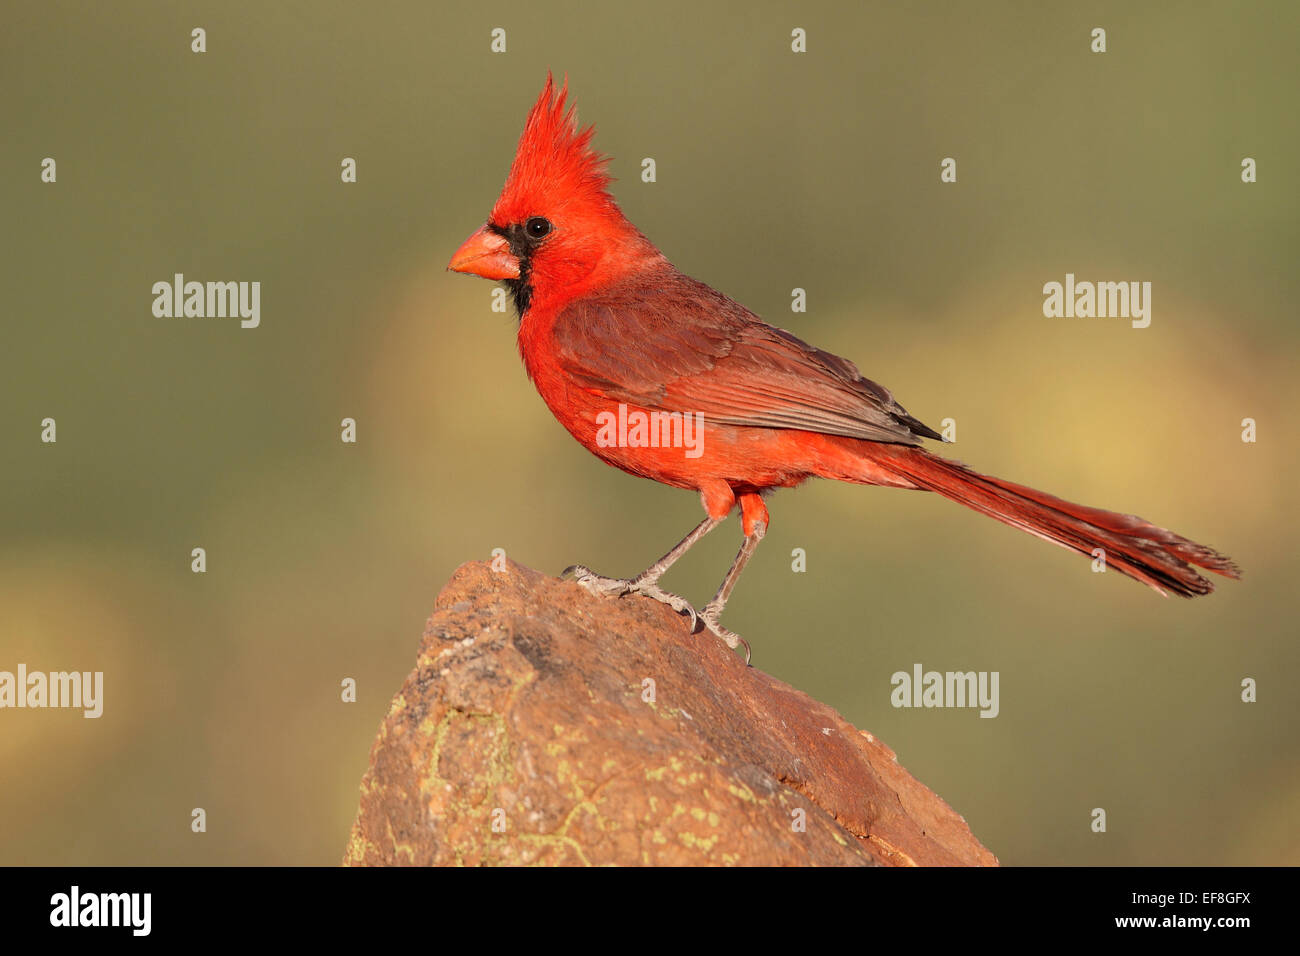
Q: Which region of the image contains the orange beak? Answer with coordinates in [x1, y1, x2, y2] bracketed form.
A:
[447, 225, 520, 280]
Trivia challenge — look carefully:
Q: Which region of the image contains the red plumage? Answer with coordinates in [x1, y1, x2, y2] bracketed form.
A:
[449, 76, 1238, 659]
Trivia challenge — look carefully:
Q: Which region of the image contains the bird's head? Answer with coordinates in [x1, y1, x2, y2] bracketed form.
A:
[448, 74, 653, 314]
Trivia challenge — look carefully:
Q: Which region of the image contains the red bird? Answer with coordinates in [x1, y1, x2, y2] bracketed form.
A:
[449, 76, 1239, 662]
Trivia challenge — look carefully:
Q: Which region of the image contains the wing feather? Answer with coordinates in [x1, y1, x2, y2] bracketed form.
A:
[552, 270, 940, 445]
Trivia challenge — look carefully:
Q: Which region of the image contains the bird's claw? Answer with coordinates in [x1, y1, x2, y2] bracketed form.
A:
[696, 605, 753, 666]
[638, 582, 698, 631]
[563, 565, 699, 628]
[563, 564, 749, 664]
[562, 564, 632, 597]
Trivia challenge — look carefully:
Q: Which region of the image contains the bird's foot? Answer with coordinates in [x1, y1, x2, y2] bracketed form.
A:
[562, 565, 698, 629]
[696, 604, 752, 666]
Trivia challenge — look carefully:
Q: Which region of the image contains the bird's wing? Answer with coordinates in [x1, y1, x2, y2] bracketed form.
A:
[552, 271, 941, 445]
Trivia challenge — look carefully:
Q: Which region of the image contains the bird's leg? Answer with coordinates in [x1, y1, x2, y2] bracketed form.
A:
[696, 528, 764, 665]
[563, 516, 721, 626]
[697, 492, 768, 665]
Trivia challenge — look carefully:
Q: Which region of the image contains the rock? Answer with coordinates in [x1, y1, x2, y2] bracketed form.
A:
[343, 559, 997, 866]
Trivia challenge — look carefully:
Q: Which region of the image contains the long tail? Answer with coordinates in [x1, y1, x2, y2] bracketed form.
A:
[862, 445, 1241, 596]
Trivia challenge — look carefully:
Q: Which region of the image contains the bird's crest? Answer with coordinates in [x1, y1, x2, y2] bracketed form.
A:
[491, 73, 616, 225]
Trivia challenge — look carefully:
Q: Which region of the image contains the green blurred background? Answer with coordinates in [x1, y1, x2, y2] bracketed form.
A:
[2, 1, 1296, 865]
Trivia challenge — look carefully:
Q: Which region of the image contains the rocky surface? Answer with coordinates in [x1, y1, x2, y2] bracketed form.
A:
[343, 558, 996, 866]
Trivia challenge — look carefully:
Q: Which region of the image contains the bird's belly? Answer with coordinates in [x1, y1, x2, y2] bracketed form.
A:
[531, 380, 814, 491]
[523, 342, 915, 494]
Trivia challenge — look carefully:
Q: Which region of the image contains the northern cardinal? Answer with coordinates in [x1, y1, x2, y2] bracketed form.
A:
[449, 75, 1239, 662]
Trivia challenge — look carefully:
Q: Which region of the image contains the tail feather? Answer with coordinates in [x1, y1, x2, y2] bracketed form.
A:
[873, 447, 1241, 597]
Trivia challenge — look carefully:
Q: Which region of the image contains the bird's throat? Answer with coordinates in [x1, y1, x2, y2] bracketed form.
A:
[503, 271, 533, 317]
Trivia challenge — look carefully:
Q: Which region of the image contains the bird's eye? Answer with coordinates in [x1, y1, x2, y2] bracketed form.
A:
[525, 217, 553, 240]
